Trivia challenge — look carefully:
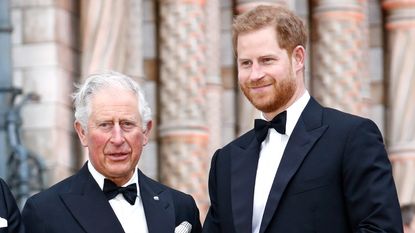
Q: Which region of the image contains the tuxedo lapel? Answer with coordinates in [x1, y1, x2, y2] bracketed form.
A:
[231, 135, 261, 233]
[259, 98, 328, 233]
[60, 164, 125, 233]
[139, 170, 174, 233]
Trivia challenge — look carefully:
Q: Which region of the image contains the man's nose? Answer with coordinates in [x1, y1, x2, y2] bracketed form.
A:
[110, 124, 125, 144]
[250, 63, 265, 81]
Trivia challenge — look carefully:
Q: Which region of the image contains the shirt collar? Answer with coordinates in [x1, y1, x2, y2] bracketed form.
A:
[261, 90, 310, 136]
[87, 161, 140, 195]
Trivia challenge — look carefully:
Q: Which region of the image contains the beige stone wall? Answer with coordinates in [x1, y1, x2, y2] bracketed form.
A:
[11, 0, 80, 185]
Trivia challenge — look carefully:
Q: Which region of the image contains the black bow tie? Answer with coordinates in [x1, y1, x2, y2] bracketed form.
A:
[254, 111, 287, 143]
[103, 179, 137, 205]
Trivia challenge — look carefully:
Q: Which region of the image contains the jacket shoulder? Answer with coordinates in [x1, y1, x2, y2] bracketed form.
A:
[221, 129, 256, 151]
[25, 174, 76, 204]
[322, 106, 377, 129]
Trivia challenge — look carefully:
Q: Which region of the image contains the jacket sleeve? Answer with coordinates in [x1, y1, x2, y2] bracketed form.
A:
[189, 195, 202, 233]
[202, 150, 222, 233]
[0, 178, 24, 233]
[21, 197, 47, 233]
[342, 119, 403, 233]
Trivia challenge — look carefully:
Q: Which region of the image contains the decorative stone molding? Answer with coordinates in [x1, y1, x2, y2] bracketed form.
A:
[311, 0, 369, 116]
[158, 0, 209, 218]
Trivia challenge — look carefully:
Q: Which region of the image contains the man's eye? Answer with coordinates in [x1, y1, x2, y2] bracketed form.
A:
[262, 58, 274, 64]
[239, 61, 251, 67]
[121, 121, 136, 129]
[99, 123, 112, 129]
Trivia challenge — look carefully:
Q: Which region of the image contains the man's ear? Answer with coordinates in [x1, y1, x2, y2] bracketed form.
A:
[143, 120, 153, 146]
[74, 121, 88, 147]
[292, 45, 306, 73]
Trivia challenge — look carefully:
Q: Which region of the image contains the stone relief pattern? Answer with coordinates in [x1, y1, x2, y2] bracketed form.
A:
[159, 2, 207, 129]
[313, 16, 365, 116]
[159, 136, 209, 215]
[158, 2, 209, 218]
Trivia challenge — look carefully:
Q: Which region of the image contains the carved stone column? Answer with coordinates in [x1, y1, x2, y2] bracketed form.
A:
[234, 0, 287, 136]
[158, 0, 209, 218]
[383, 0, 415, 205]
[205, 0, 221, 160]
[124, 0, 144, 80]
[310, 0, 369, 116]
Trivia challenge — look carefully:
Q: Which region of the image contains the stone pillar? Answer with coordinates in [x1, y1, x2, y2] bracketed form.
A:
[124, 0, 144, 80]
[11, 0, 79, 185]
[205, 0, 222, 161]
[141, 0, 159, 180]
[234, 0, 287, 136]
[382, 0, 415, 205]
[158, 0, 209, 218]
[310, 0, 369, 116]
[203, 0, 221, 219]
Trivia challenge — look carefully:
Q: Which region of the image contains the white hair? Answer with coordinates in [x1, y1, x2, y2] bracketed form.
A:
[72, 71, 152, 131]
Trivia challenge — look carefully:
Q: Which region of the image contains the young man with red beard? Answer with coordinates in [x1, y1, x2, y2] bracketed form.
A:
[202, 5, 402, 233]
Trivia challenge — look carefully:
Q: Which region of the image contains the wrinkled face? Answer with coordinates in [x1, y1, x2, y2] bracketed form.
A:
[237, 26, 300, 117]
[75, 87, 152, 186]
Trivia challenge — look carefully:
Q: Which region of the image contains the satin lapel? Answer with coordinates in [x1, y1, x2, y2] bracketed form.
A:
[60, 164, 125, 233]
[139, 170, 174, 233]
[231, 135, 261, 233]
[259, 98, 328, 233]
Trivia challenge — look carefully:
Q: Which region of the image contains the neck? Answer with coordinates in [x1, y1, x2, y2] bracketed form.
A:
[108, 171, 135, 187]
[263, 88, 306, 120]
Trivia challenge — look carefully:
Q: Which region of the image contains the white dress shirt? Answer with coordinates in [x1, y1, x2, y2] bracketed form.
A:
[88, 162, 149, 233]
[252, 91, 310, 233]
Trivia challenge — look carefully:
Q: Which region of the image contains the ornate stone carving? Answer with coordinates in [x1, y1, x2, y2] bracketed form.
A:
[158, 0, 209, 218]
[311, 0, 369, 116]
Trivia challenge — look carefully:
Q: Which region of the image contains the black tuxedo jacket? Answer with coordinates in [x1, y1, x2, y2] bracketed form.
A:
[22, 163, 202, 233]
[0, 178, 23, 233]
[203, 98, 403, 233]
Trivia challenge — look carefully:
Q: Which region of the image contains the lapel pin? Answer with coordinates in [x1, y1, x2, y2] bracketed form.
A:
[153, 196, 159, 201]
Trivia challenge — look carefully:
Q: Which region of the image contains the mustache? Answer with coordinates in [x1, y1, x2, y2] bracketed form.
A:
[247, 79, 274, 88]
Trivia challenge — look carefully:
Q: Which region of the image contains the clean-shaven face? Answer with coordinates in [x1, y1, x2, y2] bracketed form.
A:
[75, 86, 151, 186]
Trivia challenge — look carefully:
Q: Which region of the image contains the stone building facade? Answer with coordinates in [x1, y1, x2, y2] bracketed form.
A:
[4, 0, 415, 219]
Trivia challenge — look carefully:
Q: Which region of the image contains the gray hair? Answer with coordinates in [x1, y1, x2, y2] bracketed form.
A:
[72, 71, 152, 131]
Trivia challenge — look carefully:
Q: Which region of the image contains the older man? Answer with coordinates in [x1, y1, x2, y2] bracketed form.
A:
[22, 71, 201, 233]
